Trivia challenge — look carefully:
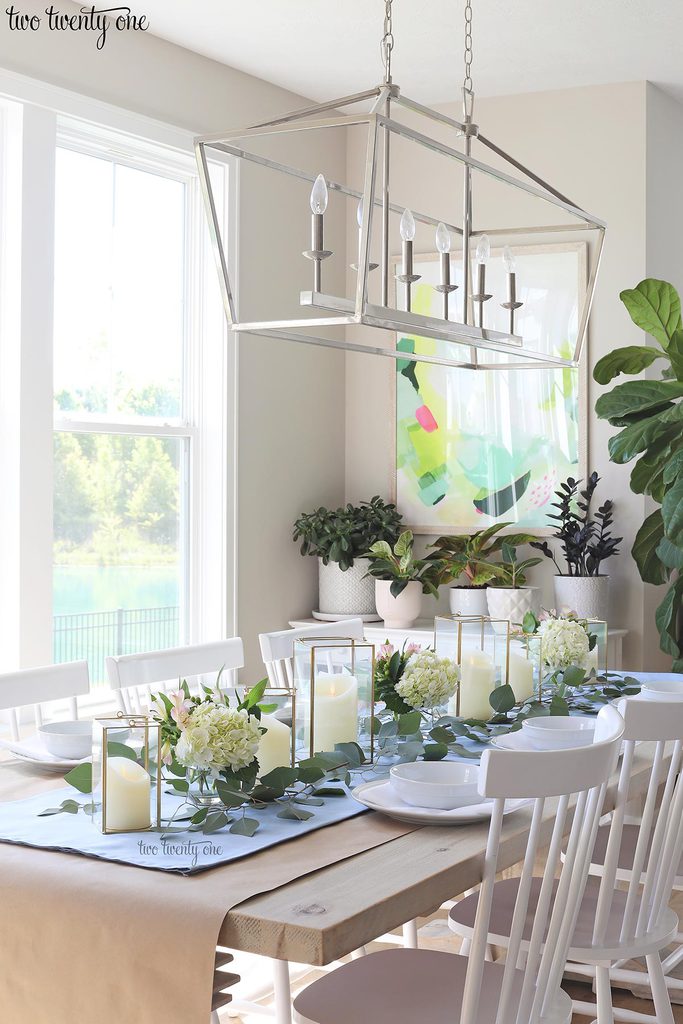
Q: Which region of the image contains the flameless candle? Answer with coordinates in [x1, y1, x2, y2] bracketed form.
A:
[257, 715, 292, 777]
[459, 650, 496, 720]
[508, 650, 535, 703]
[105, 756, 151, 832]
[313, 672, 359, 751]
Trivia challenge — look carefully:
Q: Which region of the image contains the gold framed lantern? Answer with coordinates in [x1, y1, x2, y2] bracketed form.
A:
[292, 637, 375, 761]
[92, 713, 162, 834]
[527, 617, 609, 700]
[434, 615, 514, 719]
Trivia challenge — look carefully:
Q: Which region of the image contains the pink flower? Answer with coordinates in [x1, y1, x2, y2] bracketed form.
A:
[169, 690, 191, 728]
[405, 642, 421, 656]
[160, 739, 174, 766]
[379, 642, 395, 659]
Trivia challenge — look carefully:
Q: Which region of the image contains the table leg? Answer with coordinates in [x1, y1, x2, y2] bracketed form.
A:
[273, 959, 292, 1024]
[402, 920, 418, 949]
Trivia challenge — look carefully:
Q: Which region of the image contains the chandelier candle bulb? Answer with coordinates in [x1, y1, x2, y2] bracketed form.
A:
[458, 650, 496, 720]
[508, 650, 535, 703]
[351, 198, 378, 273]
[304, 173, 332, 292]
[104, 757, 151, 833]
[257, 715, 292, 777]
[434, 221, 458, 320]
[312, 672, 359, 752]
[397, 207, 420, 311]
[472, 234, 492, 329]
[501, 245, 523, 335]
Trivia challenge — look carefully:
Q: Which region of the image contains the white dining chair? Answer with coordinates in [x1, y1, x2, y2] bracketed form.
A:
[105, 638, 244, 715]
[291, 705, 624, 1024]
[259, 619, 365, 690]
[448, 696, 683, 1024]
[0, 660, 90, 740]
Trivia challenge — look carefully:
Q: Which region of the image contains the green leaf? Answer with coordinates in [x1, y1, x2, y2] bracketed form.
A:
[394, 530, 413, 558]
[397, 712, 422, 736]
[296, 765, 326, 785]
[595, 380, 683, 421]
[522, 611, 540, 635]
[656, 536, 683, 570]
[549, 694, 570, 716]
[313, 787, 347, 797]
[630, 441, 672, 498]
[203, 810, 230, 834]
[230, 816, 260, 837]
[632, 509, 667, 584]
[667, 329, 683, 381]
[608, 404, 683, 464]
[258, 766, 298, 791]
[664, 450, 683, 486]
[423, 742, 449, 761]
[64, 762, 92, 794]
[662, 477, 683, 546]
[429, 726, 454, 744]
[245, 678, 268, 708]
[397, 740, 424, 762]
[489, 684, 515, 714]
[368, 540, 393, 560]
[277, 804, 315, 822]
[562, 665, 587, 687]
[620, 279, 681, 348]
[168, 759, 187, 778]
[334, 742, 364, 767]
[655, 578, 683, 658]
[593, 345, 665, 385]
[191, 808, 208, 825]
[106, 741, 139, 762]
[165, 778, 189, 794]
[214, 781, 248, 808]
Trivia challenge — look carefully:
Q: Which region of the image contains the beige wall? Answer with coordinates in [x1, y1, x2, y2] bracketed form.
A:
[0, 2, 348, 676]
[345, 81, 665, 669]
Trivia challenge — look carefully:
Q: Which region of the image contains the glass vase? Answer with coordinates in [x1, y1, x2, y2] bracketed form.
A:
[186, 768, 223, 810]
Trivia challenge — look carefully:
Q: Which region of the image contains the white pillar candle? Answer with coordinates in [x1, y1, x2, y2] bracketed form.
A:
[258, 714, 292, 777]
[459, 650, 496, 720]
[508, 651, 535, 703]
[313, 672, 359, 752]
[105, 756, 151, 831]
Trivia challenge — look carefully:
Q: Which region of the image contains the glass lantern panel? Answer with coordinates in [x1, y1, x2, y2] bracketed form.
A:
[92, 716, 161, 834]
[292, 638, 375, 762]
[256, 689, 297, 778]
[434, 615, 511, 720]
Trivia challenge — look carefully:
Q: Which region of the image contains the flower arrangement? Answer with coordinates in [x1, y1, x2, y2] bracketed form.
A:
[537, 614, 592, 671]
[395, 650, 460, 711]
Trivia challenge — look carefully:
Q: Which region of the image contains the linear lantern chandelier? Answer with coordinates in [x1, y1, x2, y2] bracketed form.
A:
[195, 0, 605, 371]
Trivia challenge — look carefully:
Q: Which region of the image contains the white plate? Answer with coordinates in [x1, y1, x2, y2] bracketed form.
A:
[490, 730, 629, 756]
[0, 734, 87, 772]
[312, 610, 382, 622]
[352, 779, 531, 825]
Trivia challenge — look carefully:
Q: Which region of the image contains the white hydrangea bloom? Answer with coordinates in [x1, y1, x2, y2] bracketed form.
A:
[175, 703, 261, 772]
[539, 617, 590, 670]
[395, 650, 460, 710]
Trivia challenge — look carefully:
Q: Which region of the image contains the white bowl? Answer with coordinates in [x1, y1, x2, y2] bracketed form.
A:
[38, 720, 91, 760]
[389, 761, 481, 810]
[641, 681, 683, 702]
[521, 717, 595, 750]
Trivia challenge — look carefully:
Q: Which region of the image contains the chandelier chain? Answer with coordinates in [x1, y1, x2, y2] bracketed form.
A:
[381, 0, 395, 83]
[464, 0, 473, 94]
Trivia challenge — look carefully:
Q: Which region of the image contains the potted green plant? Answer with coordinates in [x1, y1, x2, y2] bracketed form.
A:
[292, 496, 402, 619]
[474, 541, 543, 628]
[592, 278, 683, 669]
[364, 530, 445, 628]
[530, 472, 621, 619]
[429, 523, 537, 617]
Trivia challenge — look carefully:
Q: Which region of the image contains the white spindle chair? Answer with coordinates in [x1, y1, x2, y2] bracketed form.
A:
[292, 705, 624, 1024]
[105, 639, 244, 715]
[259, 619, 365, 690]
[0, 661, 90, 740]
[449, 696, 683, 1023]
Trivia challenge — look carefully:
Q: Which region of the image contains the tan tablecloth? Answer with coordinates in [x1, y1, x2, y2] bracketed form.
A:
[0, 758, 418, 1024]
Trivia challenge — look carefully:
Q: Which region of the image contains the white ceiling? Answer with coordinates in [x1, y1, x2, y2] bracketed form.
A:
[126, 0, 683, 106]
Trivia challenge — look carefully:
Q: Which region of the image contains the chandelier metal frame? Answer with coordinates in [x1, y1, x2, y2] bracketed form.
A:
[195, 2, 605, 372]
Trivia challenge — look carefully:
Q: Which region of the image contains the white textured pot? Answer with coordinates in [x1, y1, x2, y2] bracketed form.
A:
[554, 575, 610, 621]
[486, 586, 540, 630]
[375, 580, 423, 629]
[449, 587, 489, 617]
[318, 557, 376, 616]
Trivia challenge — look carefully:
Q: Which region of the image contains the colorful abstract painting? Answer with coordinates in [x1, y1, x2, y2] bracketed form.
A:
[395, 243, 586, 533]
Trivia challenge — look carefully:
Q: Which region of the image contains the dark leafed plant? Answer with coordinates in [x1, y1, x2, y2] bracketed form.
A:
[592, 278, 683, 670]
[293, 495, 402, 570]
[530, 473, 622, 577]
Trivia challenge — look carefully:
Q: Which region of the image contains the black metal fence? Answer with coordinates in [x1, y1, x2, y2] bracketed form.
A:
[53, 606, 181, 684]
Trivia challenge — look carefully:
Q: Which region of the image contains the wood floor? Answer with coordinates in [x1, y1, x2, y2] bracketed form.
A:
[223, 894, 683, 1022]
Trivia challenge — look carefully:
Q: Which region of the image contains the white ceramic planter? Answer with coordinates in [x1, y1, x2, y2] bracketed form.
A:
[486, 586, 540, 630]
[448, 587, 489, 617]
[554, 575, 610, 621]
[318, 557, 377, 616]
[375, 580, 423, 629]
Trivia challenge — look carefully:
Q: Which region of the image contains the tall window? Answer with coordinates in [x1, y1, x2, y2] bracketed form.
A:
[0, 95, 232, 680]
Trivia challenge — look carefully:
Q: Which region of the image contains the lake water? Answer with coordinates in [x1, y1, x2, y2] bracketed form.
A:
[54, 565, 179, 616]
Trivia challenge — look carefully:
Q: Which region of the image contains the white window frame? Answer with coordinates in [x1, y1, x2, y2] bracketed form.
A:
[0, 69, 238, 672]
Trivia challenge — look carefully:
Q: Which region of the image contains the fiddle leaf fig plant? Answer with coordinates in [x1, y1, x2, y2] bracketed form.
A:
[593, 278, 683, 670]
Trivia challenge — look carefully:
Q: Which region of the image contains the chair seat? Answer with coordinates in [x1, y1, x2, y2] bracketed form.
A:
[292, 948, 571, 1024]
[587, 823, 683, 884]
[449, 877, 679, 961]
